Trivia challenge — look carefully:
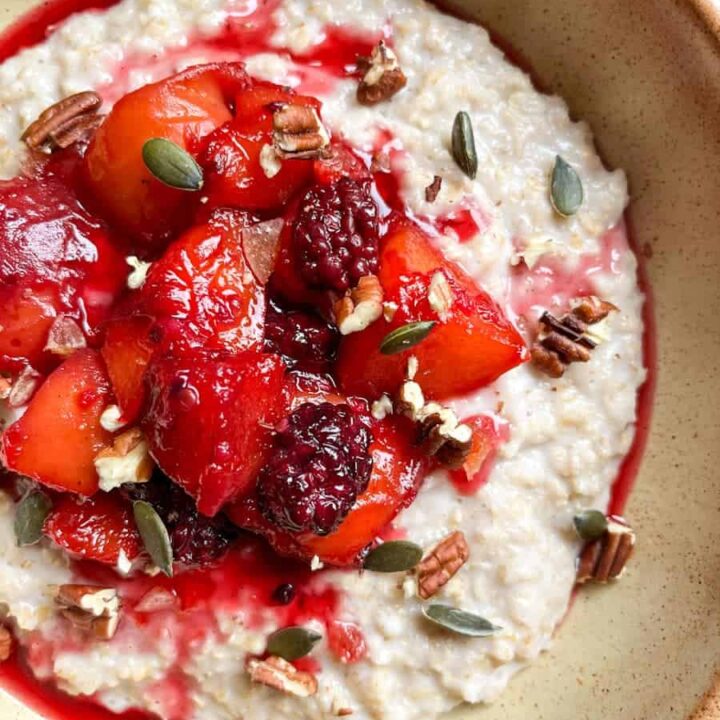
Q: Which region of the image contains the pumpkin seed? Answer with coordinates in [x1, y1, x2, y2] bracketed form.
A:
[142, 138, 203, 191]
[573, 509, 608, 541]
[550, 155, 583, 216]
[422, 604, 501, 637]
[14, 491, 52, 546]
[363, 540, 423, 572]
[266, 626, 322, 661]
[133, 501, 174, 577]
[380, 321, 435, 356]
[451, 111, 478, 180]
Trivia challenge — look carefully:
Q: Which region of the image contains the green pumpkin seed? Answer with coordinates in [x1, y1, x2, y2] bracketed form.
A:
[266, 626, 322, 661]
[573, 509, 608, 541]
[422, 604, 501, 637]
[133, 501, 173, 577]
[451, 111, 478, 180]
[380, 321, 435, 356]
[550, 155, 583, 216]
[363, 540, 423, 572]
[14, 491, 52, 546]
[142, 138, 203, 191]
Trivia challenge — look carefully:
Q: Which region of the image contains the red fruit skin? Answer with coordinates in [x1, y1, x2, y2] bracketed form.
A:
[0, 349, 113, 495]
[200, 82, 320, 213]
[100, 315, 158, 424]
[44, 492, 142, 565]
[227, 408, 428, 567]
[137, 211, 266, 357]
[84, 63, 247, 252]
[0, 159, 127, 373]
[313, 144, 370, 185]
[336, 219, 528, 400]
[143, 351, 288, 517]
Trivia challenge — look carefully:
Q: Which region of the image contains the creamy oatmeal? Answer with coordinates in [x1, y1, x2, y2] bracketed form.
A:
[0, 1, 647, 719]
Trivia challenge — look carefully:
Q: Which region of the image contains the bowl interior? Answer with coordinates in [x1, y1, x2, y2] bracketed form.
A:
[0, 1, 719, 719]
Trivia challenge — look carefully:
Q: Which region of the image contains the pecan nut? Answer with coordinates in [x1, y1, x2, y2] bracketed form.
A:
[425, 175, 443, 203]
[357, 41, 407, 106]
[576, 516, 636, 584]
[7, 366, 42, 408]
[94, 428, 154, 492]
[334, 275, 384, 335]
[0, 377, 11, 401]
[417, 531, 470, 599]
[22, 91, 103, 152]
[272, 105, 330, 159]
[531, 296, 616, 378]
[0, 626, 13, 661]
[247, 656, 318, 697]
[427, 271, 453, 320]
[55, 584, 121, 641]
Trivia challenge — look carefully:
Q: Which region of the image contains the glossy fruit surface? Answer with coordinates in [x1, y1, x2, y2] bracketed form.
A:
[84, 63, 246, 251]
[337, 219, 527, 400]
[143, 351, 287, 516]
[44, 491, 142, 565]
[1, 349, 112, 495]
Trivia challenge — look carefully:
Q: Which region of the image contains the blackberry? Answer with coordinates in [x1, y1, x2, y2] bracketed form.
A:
[257, 402, 373, 535]
[264, 299, 339, 374]
[293, 178, 379, 293]
[122, 474, 237, 566]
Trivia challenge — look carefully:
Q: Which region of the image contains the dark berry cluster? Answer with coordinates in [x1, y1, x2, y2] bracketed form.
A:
[257, 402, 373, 535]
[122, 474, 237, 566]
[263, 299, 339, 374]
[292, 178, 380, 293]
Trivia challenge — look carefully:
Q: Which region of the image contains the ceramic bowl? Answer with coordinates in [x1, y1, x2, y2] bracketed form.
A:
[0, 0, 718, 719]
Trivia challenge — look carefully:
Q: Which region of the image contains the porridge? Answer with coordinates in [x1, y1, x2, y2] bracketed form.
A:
[0, 1, 649, 720]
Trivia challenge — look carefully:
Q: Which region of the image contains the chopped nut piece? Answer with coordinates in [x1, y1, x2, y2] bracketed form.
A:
[272, 105, 330, 159]
[572, 296, 617, 325]
[134, 587, 179, 613]
[576, 516, 636, 584]
[94, 428, 153, 492]
[0, 627, 13, 661]
[396, 379, 425, 420]
[100, 404, 126, 433]
[247, 656, 318, 697]
[406, 356, 419, 380]
[382, 301, 398, 322]
[334, 275, 384, 335]
[425, 175, 443, 203]
[55, 584, 121, 641]
[44, 316, 86, 357]
[260, 143, 282, 178]
[0, 377, 11, 401]
[22, 91, 103, 152]
[417, 531, 470, 599]
[371, 394, 393, 420]
[7, 366, 41, 408]
[427, 271, 453, 320]
[126, 255, 152, 290]
[417, 402, 473, 468]
[531, 297, 617, 377]
[357, 41, 407, 106]
[370, 151, 391, 174]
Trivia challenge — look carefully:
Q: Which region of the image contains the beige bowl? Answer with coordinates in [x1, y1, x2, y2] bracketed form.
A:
[1, 1, 719, 719]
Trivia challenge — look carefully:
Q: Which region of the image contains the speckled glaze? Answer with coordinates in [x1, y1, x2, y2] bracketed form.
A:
[0, 1, 718, 720]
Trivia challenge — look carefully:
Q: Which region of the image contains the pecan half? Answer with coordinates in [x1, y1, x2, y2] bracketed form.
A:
[44, 315, 86, 357]
[94, 428, 154, 493]
[357, 41, 407, 106]
[55, 584, 121, 641]
[272, 105, 330, 159]
[247, 656, 318, 697]
[334, 275, 384, 335]
[576, 516, 636, 584]
[531, 296, 616, 378]
[22, 91, 103, 152]
[417, 531, 470, 599]
[425, 175, 443, 203]
[396, 374, 473, 468]
[0, 627, 13, 662]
